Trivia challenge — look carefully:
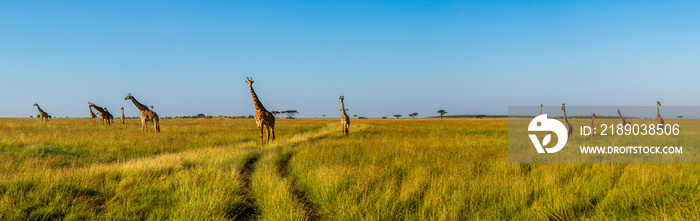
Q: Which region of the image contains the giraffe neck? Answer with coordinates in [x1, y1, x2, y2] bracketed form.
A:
[657, 105, 660, 117]
[563, 108, 569, 122]
[341, 100, 347, 116]
[92, 105, 106, 113]
[36, 105, 44, 113]
[248, 84, 267, 111]
[618, 111, 624, 119]
[539, 107, 542, 115]
[590, 115, 595, 124]
[129, 97, 150, 112]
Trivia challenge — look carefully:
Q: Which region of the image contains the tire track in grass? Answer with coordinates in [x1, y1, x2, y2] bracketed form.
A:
[275, 124, 367, 220]
[231, 150, 262, 221]
[569, 164, 627, 220]
[252, 123, 368, 220]
[278, 150, 319, 221]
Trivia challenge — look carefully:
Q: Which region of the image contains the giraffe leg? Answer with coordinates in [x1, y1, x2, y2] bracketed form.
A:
[266, 125, 272, 144]
[141, 117, 147, 132]
[270, 124, 275, 141]
[258, 126, 264, 147]
[154, 118, 160, 132]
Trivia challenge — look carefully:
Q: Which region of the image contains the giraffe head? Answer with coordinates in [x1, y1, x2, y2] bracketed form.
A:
[124, 93, 133, 101]
[592, 113, 596, 117]
[121, 107, 124, 110]
[561, 103, 566, 110]
[339, 96, 344, 101]
[617, 109, 621, 114]
[246, 77, 254, 86]
[657, 101, 661, 106]
[88, 102, 95, 107]
[33, 103, 38, 107]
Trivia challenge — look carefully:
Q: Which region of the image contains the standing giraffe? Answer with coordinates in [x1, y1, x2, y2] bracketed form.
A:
[33, 103, 50, 122]
[88, 102, 113, 125]
[340, 96, 350, 135]
[539, 104, 543, 115]
[104, 108, 114, 124]
[656, 101, 664, 126]
[617, 109, 627, 126]
[589, 113, 596, 136]
[124, 93, 160, 132]
[121, 107, 125, 124]
[246, 77, 275, 146]
[561, 103, 573, 137]
[89, 106, 97, 119]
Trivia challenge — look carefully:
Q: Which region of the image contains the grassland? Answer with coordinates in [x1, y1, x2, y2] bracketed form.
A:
[0, 118, 699, 220]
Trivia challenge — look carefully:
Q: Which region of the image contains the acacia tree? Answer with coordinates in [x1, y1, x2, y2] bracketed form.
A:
[409, 112, 418, 119]
[393, 114, 402, 119]
[437, 110, 447, 118]
[322, 114, 326, 118]
[271, 111, 281, 118]
[283, 110, 298, 119]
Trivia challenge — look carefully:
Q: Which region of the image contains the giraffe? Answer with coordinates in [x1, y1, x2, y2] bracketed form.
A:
[246, 77, 275, 146]
[124, 93, 160, 132]
[88, 102, 113, 125]
[539, 104, 543, 115]
[561, 103, 573, 138]
[150, 106, 154, 111]
[617, 109, 627, 126]
[121, 107, 125, 124]
[89, 106, 97, 119]
[104, 108, 114, 125]
[656, 101, 664, 126]
[340, 96, 350, 135]
[33, 103, 50, 122]
[589, 113, 596, 136]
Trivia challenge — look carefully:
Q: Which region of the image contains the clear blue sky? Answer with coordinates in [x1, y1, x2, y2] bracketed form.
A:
[2, 1, 700, 118]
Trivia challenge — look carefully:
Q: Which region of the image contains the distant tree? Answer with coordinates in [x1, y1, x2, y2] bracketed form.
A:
[678, 115, 684, 119]
[283, 110, 298, 119]
[393, 114, 402, 119]
[382, 116, 387, 119]
[197, 113, 206, 118]
[322, 114, 326, 118]
[271, 111, 281, 118]
[358, 116, 367, 119]
[409, 112, 418, 119]
[437, 110, 447, 118]
[37, 114, 40, 118]
[30, 115, 33, 118]
[353, 115, 357, 118]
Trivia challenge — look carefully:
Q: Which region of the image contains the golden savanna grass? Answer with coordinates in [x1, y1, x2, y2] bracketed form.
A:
[0, 118, 699, 220]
